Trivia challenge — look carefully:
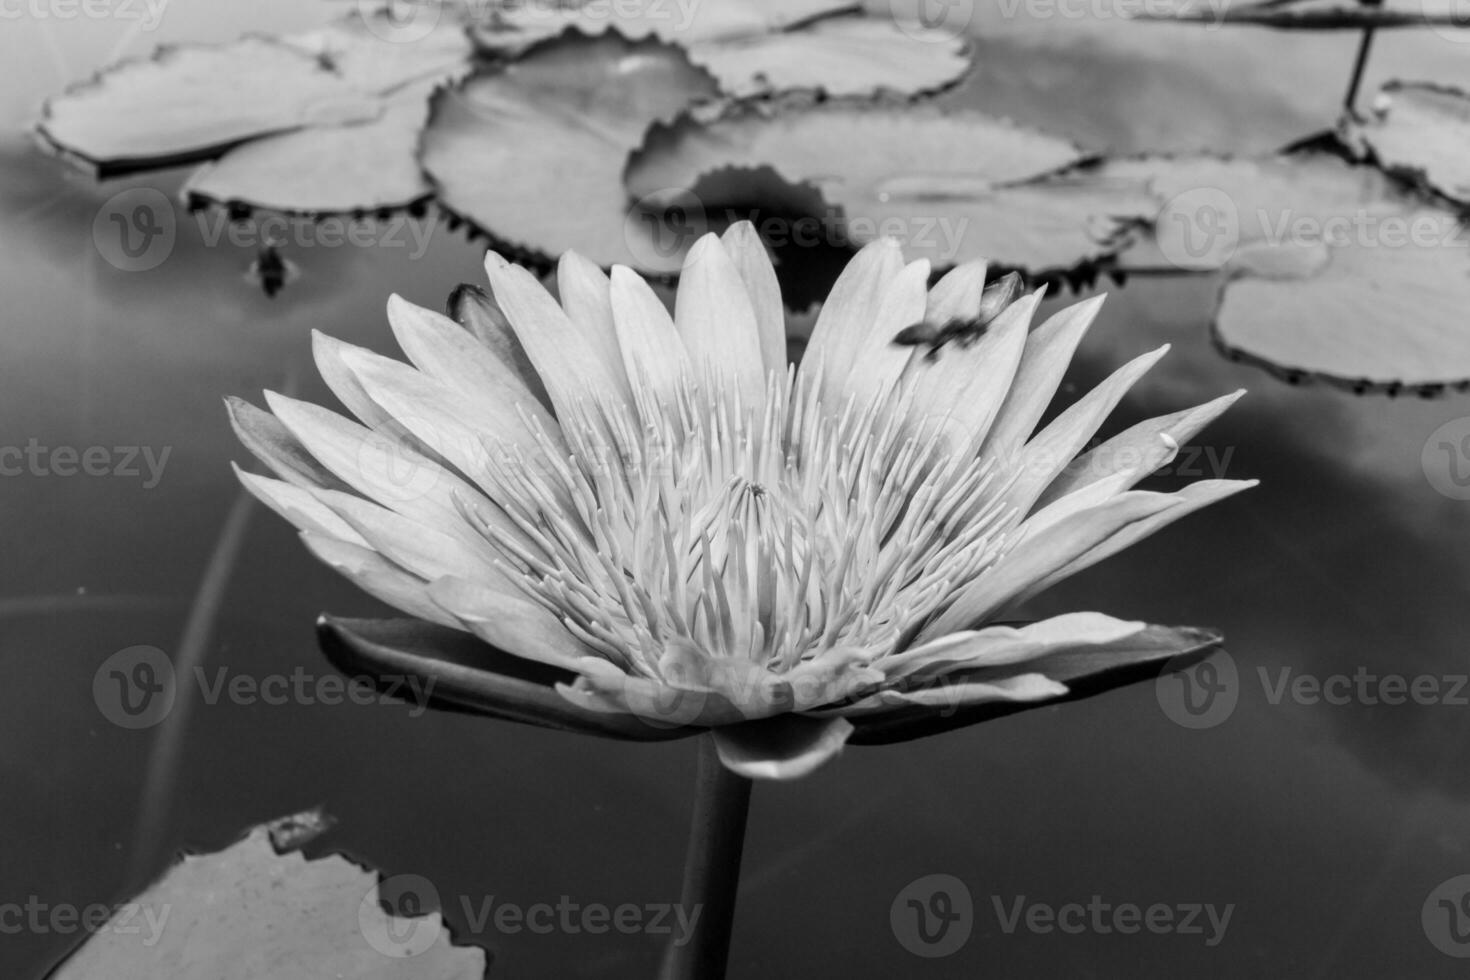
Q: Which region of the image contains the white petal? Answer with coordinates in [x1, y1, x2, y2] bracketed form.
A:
[484, 251, 631, 415]
[447, 284, 551, 411]
[1036, 389, 1247, 507]
[925, 259, 988, 323]
[920, 490, 1184, 639]
[609, 265, 690, 407]
[428, 576, 593, 671]
[299, 532, 457, 628]
[721, 221, 786, 377]
[982, 294, 1106, 462]
[264, 391, 483, 540]
[1015, 479, 1258, 605]
[386, 294, 558, 437]
[312, 331, 399, 432]
[675, 234, 766, 407]
[843, 258, 930, 403]
[883, 612, 1145, 681]
[226, 396, 348, 491]
[337, 346, 549, 493]
[901, 289, 1042, 454]
[850, 673, 1066, 712]
[233, 466, 366, 545]
[312, 487, 500, 584]
[711, 716, 854, 780]
[1001, 344, 1170, 519]
[799, 237, 904, 393]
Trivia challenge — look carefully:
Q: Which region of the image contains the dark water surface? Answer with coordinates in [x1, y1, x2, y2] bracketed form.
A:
[3, 6, 1470, 978]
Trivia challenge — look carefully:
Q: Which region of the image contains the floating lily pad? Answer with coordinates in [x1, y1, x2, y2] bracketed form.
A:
[1113, 152, 1470, 393]
[48, 811, 487, 979]
[625, 101, 1157, 273]
[184, 82, 437, 214]
[1347, 81, 1470, 205]
[421, 31, 720, 272]
[689, 14, 969, 99]
[469, 0, 858, 56]
[38, 10, 471, 206]
[1137, 0, 1470, 28]
[469, 1, 965, 98]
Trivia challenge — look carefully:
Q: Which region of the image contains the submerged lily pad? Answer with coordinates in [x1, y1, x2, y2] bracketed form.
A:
[1347, 81, 1470, 205]
[318, 616, 1224, 747]
[38, 10, 471, 207]
[48, 811, 487, 979]
[1113, 152, 1470, 393]
[420, 31, 720, 271]
[625, 101, 1156, 273]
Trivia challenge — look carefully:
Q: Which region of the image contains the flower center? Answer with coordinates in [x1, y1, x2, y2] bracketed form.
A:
[473, 369, 1013, 678]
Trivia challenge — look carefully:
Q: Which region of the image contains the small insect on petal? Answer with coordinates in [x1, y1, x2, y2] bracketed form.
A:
[892, 271, 1026, 358]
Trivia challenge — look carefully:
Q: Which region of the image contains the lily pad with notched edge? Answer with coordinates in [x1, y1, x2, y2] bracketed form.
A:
[184, 81, 439, 214]
[1111, 152, 1470, 393]
[317, 616, 1223, 747]
[47, 810, 488, 980]
[38, 10, 472, 206]
[420, 31, 720, 272]
[469, 1, 967, 99]
[469, 0, 857, 56]
[625, 100, 1157, 273]
[1346, 81, 1470, 205]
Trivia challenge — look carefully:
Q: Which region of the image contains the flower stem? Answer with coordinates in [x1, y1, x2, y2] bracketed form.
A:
[661, 734, 753, 980]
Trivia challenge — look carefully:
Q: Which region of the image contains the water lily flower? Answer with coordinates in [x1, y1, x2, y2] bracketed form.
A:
[229, 223, 1253, 780]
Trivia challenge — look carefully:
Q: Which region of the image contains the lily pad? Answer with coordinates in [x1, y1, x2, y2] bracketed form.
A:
[318, 616, 1224, 748]
[38, 10, 472, 203]
[625, 101, 1157, 273]
[685, 14, 970, 99]
[1113, 152, 1470, 393]
[1346, 81, 1470, 205]
[48, 811, 487, 979]
[184, 82, 438, 214]
[420, 31, 720, 271]
[1137, 0, 1470, 29]
[469, 0, 858, 56]
[469, 1, 966, 99]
